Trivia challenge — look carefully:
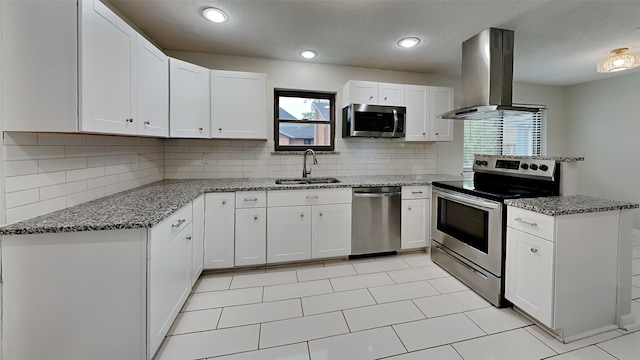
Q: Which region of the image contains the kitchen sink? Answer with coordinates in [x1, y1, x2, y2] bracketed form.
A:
[275, 177, 341, 185]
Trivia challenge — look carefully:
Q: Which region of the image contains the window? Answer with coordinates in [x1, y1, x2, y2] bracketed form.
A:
[463, 109, 547, 171]
[274, 89, 335, 151]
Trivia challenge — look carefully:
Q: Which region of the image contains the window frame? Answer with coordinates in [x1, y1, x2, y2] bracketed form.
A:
[274, 89, 336, 152]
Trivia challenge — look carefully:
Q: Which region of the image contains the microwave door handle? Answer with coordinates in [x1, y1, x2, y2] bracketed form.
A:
[392, 108, 398, 137]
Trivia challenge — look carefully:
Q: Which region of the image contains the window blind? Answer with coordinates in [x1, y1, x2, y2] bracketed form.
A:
[463, 109, 547, 170]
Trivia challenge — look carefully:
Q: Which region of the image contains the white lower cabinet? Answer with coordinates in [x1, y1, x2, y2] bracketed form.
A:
[267, 189, 352, 264]
[311, 204, 351, 258]
[191, 194, 205, 284]
[204, 192, 235, 269]
[505, 206, 622, 341]
[235, 191, 267, 266]
[505, 227, 554, 326]
[400, 186, 431, 249]
[267, 206, 312, 263]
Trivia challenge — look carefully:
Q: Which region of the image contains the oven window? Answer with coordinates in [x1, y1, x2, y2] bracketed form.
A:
[437, 197, 489, 253]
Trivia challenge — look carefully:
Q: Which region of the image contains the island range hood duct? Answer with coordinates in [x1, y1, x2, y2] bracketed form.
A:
[440, 28, 542, 120]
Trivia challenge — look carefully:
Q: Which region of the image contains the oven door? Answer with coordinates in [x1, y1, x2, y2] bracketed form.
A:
[431, 187, 503, 276]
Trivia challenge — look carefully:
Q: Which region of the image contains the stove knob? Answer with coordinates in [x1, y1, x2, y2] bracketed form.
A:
[539, 164, 549, 172]
[481, 160, 488, 166]
[520, 163, 529, 170]
[475, 160, 482, 166]
[529, 164, 538, 171]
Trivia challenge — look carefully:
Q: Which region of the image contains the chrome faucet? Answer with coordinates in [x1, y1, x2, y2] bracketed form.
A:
[302, 149, 317, 178]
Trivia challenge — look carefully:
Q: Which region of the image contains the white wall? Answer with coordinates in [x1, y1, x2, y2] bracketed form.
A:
[565, 70, 640, 228]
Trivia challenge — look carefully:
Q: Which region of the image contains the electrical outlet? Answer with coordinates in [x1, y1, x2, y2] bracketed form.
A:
[364, 156, 375, 164]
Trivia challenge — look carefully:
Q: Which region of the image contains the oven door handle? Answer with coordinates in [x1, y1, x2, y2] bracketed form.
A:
[433, 188, 501, 210]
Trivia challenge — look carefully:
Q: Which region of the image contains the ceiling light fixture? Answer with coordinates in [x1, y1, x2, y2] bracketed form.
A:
[398, 37, 420, 48]
[300, 50, 317, 59]
[597, 48, 640, 73]
[202, 7, 229, 23]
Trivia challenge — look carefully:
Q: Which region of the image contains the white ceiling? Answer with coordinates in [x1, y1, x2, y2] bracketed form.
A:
[106, 0, 640, 86]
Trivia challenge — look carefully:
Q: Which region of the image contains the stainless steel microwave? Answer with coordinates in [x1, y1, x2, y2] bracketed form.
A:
[342, 104, 406, 138]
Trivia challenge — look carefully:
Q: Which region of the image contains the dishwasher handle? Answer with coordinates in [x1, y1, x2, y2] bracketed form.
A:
[353, 192, 401, 198]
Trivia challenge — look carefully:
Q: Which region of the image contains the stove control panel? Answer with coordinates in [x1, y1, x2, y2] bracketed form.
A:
[473, 156, 557, 180]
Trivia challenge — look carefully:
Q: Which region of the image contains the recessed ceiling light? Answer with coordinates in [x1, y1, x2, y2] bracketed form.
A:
[202, 7, 228, 23]
[398, 37, 420, 48]
[300, 50, 317, 59]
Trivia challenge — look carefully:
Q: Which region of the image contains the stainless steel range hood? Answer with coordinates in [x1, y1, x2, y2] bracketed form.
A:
[440, 28, 541, 120]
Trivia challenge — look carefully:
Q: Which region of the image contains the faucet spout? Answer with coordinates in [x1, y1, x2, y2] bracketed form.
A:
[302, 149, 317, 178]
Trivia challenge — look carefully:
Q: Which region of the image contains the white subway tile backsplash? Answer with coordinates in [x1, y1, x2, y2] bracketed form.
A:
[5, 171, 67, 193]
[4, 160, 39, 176]
[5, 189, 40, 208]
[4, 132, 164, 224]
[4, 145, 66, 161]
[40, 180, 89, 201]
[6, 197, 67, 224]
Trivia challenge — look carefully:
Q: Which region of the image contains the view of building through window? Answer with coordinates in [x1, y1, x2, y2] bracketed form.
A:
[463, 110, 546, 170]
[275, 90, 335, 151]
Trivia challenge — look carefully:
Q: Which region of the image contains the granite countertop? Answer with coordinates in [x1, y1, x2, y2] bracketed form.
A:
[505, 195, 639, 216]
[475, 155, 585, 162]
[0, 174, 461, 235]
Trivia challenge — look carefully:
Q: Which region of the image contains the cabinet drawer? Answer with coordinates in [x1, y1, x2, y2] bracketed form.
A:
[150, 203, 193, 255]
[507, 207, 555, 241]
[402, 185, 430, 199]
[268, 188, 352, 207]
[236, 191, 267, 208]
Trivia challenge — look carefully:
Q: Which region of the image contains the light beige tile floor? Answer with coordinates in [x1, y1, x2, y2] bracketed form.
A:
[155, 247, 640, 360]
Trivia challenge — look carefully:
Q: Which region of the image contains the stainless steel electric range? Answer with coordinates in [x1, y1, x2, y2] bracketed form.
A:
[431, 155, 562, 307]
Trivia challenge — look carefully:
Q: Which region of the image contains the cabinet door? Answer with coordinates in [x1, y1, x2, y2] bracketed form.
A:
[191, 195, 205, 285]
[204, 193, 235, 269]
[311, 204, 351, 259]
[211, 70, 267, 139]
[404, 85, 428, 141]
[344, 80, 378, 104]
[428, 86, 454, 141]
[379, 83, 405, 106]
[80, 0, 137, 135]
[235, 208, 267, 266]
[149, 223, 192, 356]
[169, 58, 210, 138]
[505, 227, 555, 328]
[137, 35, 169, 137]
[267, 206, 311, 263]
[401, 198, 429, 249]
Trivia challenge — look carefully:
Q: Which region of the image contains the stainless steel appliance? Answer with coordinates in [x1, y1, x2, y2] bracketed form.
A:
[342, 104, 406, 138]
[351, 187, 401, 256]
[431, 155, 561, 306]
[440, 28, 543, 120]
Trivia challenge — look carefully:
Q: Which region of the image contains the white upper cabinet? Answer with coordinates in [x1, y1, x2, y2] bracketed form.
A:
[137, 36, 169, 137]
[378, 82, 405, 106]
[80, 0, 137, 135]
[343, 81, 405, 106]
[343, 80, 378, 105]
[2, 0, 170, 137]
[429, 86, 454, 141]
[211, 70, 268, 139]
[404, 85, 454, 142]
[169, 58, 211, 138]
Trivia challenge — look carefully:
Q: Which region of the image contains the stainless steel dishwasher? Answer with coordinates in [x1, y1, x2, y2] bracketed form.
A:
[351, 187, 402, 256]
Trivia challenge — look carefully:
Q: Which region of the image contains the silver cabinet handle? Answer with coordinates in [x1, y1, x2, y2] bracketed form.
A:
[126, 118, 134, 123]
[514, 218, 538, 227]
[186, 235, 192, 241]
[408, 207, 412, 211]
[300, 213, 304, 218]
[530, 248, 538, 253]
[144, 121, 150, 125]
[384, 96, 388, 101]
[306, 195, 319, 199]
[319, 212, 323, 217]
[244, 198, 258, 202]
[253, 216, 258, 221]
[172, 219, 186, 228]
[221, 201, 226, 205]
[369, 95, 374, 100]
[411, 191, 423, 194]
[198, 127, 203, 131]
